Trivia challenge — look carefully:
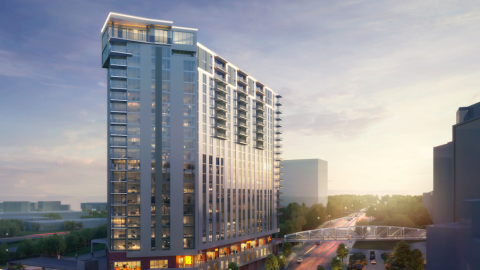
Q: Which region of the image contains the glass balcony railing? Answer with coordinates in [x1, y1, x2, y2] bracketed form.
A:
[110, 58, 127, 66]
[109, 46, 133, 55]
[237, 104, 247, 111]
[215, 103, 227, 111]
[237, 130, 248, 136]
[108, 29, 172, 44]
[215, 123, 227, 130]
[110, 92, 127, 100]
[214, 74, 226, 83]
[238, 121, 248, 128]
[110, 118, 127, 124]
[238, 113, 247, 120]
[110, 69, 127, 78]
[237, 77, 247, 84]
[238, 138, 247, 145]
[214, 94, 227, 102]
[110, 105, 127, 112]
[111, 165, 127, 171]
[256, 96, 263, 103]
[276, 109, 284, 114]
[215, 113, 227, 120]
[110, 80, 127, 89]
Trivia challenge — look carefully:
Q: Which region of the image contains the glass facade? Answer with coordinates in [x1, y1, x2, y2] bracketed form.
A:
[104, 15, 280, 267]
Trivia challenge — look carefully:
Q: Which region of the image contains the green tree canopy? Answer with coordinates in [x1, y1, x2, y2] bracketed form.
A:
[409, 248, 424, 270]
[329, 257, 343, 270]
[336, 243, 348, 263]
[16, 238, 35, 257]
[393, 241, 411, 268]
[317, 266, 327, 270]
[265, 254, 279, 270]
[282, 242, 292, 257]
[227, 262, 239, 270]
[276, 253, 286, 269]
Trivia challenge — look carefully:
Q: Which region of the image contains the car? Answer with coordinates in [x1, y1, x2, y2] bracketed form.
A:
[370, 250, 375, 260]
[371, 259, 376, 265]
[297, 258, 303, 263]
[315, 241, 320, 245]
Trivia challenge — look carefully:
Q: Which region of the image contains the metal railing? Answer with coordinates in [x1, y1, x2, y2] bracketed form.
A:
[284, 226, 427, 242]
[110, 58, 127, 66]
[110, 69, 127, 77]
[110, 118, 127, 124]
[108, 29, 172, 44]
[110, 92, 127, 100]
[238, 96, 248, 103]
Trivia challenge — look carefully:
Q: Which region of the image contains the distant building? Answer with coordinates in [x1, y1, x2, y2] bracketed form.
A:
[3, 201, 30, 212]
[61, 204, 71, 211]
[432, 142, 454, 224]
[280, 159, 328, 207]
[38, 201, 62, 211]
[427, 101, 480, 270]
[422, 191, 433, 219]
[81, 202, 107, 212]
[30, 202, 38, 211]
[0, 203, 3, 211]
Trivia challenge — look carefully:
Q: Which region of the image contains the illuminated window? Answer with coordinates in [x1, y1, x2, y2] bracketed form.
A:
[150, 260, 168, 269]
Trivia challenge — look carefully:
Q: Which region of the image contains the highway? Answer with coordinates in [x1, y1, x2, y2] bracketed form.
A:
[285, 213, 364, 270]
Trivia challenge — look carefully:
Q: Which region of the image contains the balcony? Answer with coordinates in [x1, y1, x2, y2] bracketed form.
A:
[214, 84, 227, 94]
[256, 86, 264, 94]
[275, 151, 283, 155]
[275, 123, 283, 128]
[110, 118, 127, 124]
[238, 113, 247, 120]
[276, 212, 283, 216]
[275, 171, 283, 175]
[215, 132, 227, 140]
[278, 185, 284, 189]
[110, 69, 127, 79]
[214, 93, 227, 102]
[237, 104, 247, 111]
[107, 29, 172, 45]
[275, 164, 283, 168]
[254, 128, 264, 134]
[275, 100, 283, 106]
[275, 143, 283, 148]
[255, 136, 264, 141]
[276, 130, 283, 135]
[215, 113, 227, 121]
[237, 77, 247, 85]
[256, 144, 265, 150]
[237, 129, 248, 137]
[110, 92, 127, 101]
[214, 103, 227, 111]
[109, 46, 133, 56]
[275, 116, 283, 121]
[276, 157, 283, 162]
[255, 121, 264, 126]
[214, 65, 228, 74]
[255, 113, 264, 119]
[275, 136, 283, 141]
[238, 138, 248, 145]
[276, 109, 283, 114]
[255, 97, 264, 103]
[215, 122, 228, 130]
[110, 58, 127, 67]
[110, 80, 127, 90]
[214, 75, 226, 83]
[110, 105, 127, 113]
[237, 95, 248, 103]
[237, 121, 248, 128]
[111, 165, 127, 171]
[277, 205, 284, 210]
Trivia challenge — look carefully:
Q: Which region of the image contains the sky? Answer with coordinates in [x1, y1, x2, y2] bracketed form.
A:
[0, 0, 479, 210]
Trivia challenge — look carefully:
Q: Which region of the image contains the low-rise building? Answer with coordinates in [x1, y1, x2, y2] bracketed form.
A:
[280, 159, 328, 207]
[3, 201, 30, 212]
[80, 202, 107, 212]
[24, 218, 107, 231]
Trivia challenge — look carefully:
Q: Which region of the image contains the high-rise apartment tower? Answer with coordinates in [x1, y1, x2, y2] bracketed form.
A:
[101, 13, 283, 270]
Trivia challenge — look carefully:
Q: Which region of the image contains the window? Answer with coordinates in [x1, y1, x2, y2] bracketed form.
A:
[113, 261, 140, 270]
[173, 32, 194, 45]
[150, 260, 168, 269]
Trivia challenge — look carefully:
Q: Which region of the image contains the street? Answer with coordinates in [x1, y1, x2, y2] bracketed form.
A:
[285, 213, 362, 270]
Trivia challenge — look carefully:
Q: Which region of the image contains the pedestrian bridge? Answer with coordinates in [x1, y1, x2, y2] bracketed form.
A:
[284, 226, 426, 242]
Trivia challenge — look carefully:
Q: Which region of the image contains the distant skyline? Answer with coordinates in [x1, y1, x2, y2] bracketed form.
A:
[1, 1, 479, 210]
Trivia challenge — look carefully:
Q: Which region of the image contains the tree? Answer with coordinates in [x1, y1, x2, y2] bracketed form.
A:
[15, 263, 25, 270]
[82, 228, 93, 244]
[16, 238, 35, 257]
[227, 262, 239, 270]
[282, 242, 292, 257]
[336, 243, 348, 263]
[66, 234, 79, 251]
[329, 257, 343, 270]
[276, 253, 286, 269]
[284, 221, 294, 235]
[393, 241, 411, 268]
[0, 242, 8, 265]
[409, 248, 424, 270]
[79, 235, 87, 249]
[317, 266, 327, 270]
[265, 254, 279, 270]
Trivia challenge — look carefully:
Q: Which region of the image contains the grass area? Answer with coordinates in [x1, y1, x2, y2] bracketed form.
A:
[352, 240, 425, 250]
[64, 243, 106, 257]
[17, 230, 69, 237]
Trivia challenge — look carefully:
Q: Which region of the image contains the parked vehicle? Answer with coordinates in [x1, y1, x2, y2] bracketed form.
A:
[370, 250, 375, 260]
[315, 241, 320, 245]
[371, 259, 376, 265]
[297, 258, 303, 263]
